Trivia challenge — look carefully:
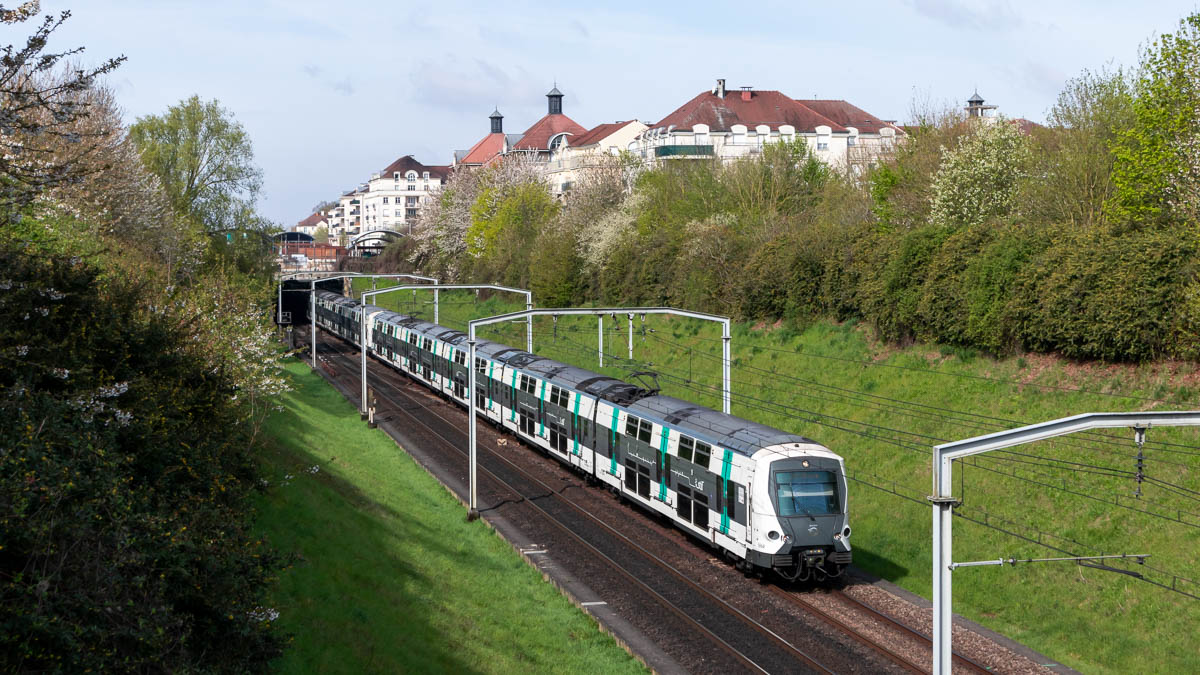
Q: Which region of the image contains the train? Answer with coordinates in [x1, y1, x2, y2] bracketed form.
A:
[309, 290, 852, 581]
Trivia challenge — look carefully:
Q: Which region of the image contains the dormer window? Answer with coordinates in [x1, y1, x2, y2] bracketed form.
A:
[548, 133, 569, 151]
[422, 171, 429, 180]
[405, 170, 418, 181]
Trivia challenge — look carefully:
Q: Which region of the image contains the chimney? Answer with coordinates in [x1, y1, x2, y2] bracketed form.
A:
[740, 86, 752, 102]
[489, 107, 503, 134]
[714, 78, 726, 98]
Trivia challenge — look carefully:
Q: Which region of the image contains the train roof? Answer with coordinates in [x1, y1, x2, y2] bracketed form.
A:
[367, 298, 826, 458]
[628, 393, 817, 456]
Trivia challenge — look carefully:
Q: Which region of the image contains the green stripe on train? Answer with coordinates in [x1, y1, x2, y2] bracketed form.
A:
[657, 428, 669, 501]
[609, 407, 619, 475]
[571, 394, 581, 456]
[537, 380, 546, 437]
[720, 449, 732, 534]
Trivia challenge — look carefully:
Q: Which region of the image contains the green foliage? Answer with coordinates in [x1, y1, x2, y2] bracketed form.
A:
[0, 239, 286, 672]
[860, 224, 953, 342]
[129, 96, 264, 235]
[1013, 224, 1200, 361]
[466, 179, 560, 287]
[1110, 13, 1200, 226]
[1024, 68, 1134, 227]
[867, 163, 901, 228]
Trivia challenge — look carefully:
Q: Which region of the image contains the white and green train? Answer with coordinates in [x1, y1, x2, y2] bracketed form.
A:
[311, 290, 852, 581]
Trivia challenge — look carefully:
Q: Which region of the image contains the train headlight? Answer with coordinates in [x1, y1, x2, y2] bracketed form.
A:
[767, 530, 780, 541]
[843, 526, 851, 538]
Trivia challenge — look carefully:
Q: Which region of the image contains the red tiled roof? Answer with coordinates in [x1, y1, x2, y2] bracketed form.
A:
[569, 121, 634, 148]
[653, 90, 848, 133]
[511, 113, 587, 151]
[378, 155, 449, 180]
[1009, 118, 1041, 136]
[298, 212, 326, 228]
[793, 99, 903, 135]
[459, 132, 506, 165]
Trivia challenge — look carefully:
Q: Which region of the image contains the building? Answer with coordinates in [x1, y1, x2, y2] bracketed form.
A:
[453, 108, 510, 168]
[544, 119, 647, 196]
[506, 87, 587, 162]
[295, 212, 328, 238]
[793, 99, 904, 174]
[628, 79, 902, 172]
[359, 155, 449, 235]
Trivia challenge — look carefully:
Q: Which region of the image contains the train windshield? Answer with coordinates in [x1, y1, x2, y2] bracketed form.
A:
[776, 471, 839, 516]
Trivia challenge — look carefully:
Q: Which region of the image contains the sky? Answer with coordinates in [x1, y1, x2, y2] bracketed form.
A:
[14, 0, 1200, 227]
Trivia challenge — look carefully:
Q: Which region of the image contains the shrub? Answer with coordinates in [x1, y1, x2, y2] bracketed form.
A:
[0, 241, 287, 672]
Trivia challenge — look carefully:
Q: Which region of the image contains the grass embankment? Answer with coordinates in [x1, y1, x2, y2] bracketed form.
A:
[257, 360, 646, 674]
[354, 280, 1200, 675]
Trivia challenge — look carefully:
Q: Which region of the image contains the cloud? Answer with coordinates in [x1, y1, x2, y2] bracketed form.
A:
[570, 19, 589, 38]
[906, 0, 1022, 31]
[332, 78, 354, 96]
[408, 56, 545, 112]
[302, 64, 321, 78]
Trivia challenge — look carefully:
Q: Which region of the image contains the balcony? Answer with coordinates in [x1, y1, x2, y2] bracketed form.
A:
[654, 145, 714, 157]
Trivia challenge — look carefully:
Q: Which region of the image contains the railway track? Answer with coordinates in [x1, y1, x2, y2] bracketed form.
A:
[306, 328, 1006, 673]
[319, 342, 841, 673]
[773, 586, 993, 674]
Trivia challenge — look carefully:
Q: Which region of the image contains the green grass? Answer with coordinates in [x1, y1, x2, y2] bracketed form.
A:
[256, 360, 646, 675]
[351, 281, 1200, 674]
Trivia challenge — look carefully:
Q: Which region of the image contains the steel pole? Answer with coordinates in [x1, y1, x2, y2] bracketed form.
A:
[468, 330, 479, 520]
[722, 321, 731, 415]
[434, 287, 439, 325]
[360, 302, 368, 419]
[628, 314, 633, 361]
[932, 451, 954, 675]
[526, 297, 533, 353]
[277, 280, 283, 324]
[310, 282, 317, 368]
[598, 316, 603, 368]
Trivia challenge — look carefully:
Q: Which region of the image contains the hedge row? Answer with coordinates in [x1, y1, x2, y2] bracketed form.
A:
[732, 220, 1200, 362]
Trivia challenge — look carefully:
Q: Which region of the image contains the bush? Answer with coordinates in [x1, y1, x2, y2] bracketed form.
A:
[1013, 224, 1200, 361]
[0, 241, 286, 672]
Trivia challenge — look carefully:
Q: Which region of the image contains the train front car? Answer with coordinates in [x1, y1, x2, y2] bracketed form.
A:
[749, 441, 851, 582]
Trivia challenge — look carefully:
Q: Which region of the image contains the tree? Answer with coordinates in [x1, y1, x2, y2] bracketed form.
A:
[1110, 12, 1200, 226]
[929, 120, 1031, 228]
[313, 224, 328, 244]
[129, 96, 264, 234]
[0, 2, 125, 218]
[1022, 67, 1134, 228]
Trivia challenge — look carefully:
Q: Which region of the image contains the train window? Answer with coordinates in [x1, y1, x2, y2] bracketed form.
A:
[624, 460, 651, 498]
[677, 486, 709, 529]
[678, 436, 694, 462]
[548, 386, 569, 408]
[694, 441, 711, 468]
[453, 351, 466, 366]
[519, 408, 536, 436]
[776, 471, 839, 516]
[625, 416, 652, 444]
[519, 374, 537, 394]
[693, 493, 709, 530]
[726, 479, 737, 521]
[548, 422, 568, 453]
[676, 485, 692, 521]
[475, 357, 487, 372]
